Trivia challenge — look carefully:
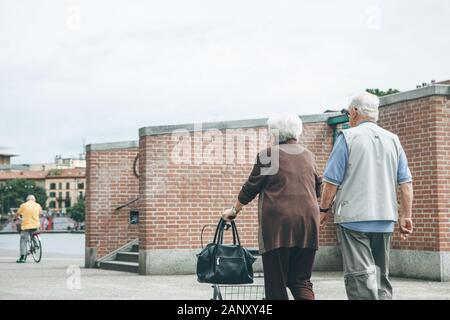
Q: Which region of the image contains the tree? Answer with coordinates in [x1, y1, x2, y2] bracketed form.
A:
[366, 88, 400, 97]
[67, 198, 85, 223]
[0, 179, 47, 214]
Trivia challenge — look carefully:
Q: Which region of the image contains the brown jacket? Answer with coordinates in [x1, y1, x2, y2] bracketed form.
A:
[238, 142, 320, 254]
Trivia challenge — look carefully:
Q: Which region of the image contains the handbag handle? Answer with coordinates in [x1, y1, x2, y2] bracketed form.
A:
[214, 218, 241, 246]
[220, 221, 241, 245]
[230, 221, 241, 246]
[212, 219, 225, 244]
[216, 219, 230, 245]
[200, 220, 236, 248]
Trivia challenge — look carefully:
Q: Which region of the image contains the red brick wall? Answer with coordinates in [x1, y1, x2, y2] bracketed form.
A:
[85, 147, 139, 258]
[379, 95, 450, 251]
[138, 122, 336, 251]
[436, 97, 450, 251]
[87, 95, 449, 258]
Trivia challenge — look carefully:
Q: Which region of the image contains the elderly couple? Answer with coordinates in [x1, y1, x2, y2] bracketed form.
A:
[222, 92, 414, 300]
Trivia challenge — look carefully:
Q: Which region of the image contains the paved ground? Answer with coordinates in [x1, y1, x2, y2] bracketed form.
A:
[1, 234, 450, 300]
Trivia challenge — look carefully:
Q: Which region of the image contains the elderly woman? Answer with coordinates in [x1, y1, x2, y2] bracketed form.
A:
[222, 114, 321, 300]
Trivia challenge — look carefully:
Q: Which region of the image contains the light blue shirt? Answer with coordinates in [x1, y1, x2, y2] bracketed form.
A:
[323, 122, 412, 233]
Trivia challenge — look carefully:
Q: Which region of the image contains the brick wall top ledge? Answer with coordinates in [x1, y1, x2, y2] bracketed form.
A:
[85, 140, 138, 152]
[380, 85, 450, 107]
[139, 112, 341, 137]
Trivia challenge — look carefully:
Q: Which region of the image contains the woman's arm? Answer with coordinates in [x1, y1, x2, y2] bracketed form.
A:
[222, 200, 245, 222]
[222, 152, 269, 221]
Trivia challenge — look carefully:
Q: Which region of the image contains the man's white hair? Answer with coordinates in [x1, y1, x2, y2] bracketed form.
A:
[267, 114, 303, 143]
[26, 195, 36, 202]
[349, 92, 380, 122]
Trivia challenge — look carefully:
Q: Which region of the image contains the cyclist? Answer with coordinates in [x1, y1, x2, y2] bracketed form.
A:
[14, 195, 42, 263]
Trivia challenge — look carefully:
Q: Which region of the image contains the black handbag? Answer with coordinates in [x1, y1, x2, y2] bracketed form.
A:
[196, 218, 256, 284]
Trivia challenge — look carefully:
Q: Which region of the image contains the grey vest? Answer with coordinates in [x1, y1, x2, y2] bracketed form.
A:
[333, 122, 403, 223]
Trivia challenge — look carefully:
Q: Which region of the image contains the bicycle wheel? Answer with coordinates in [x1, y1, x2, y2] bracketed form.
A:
[31, 234, 42, 263]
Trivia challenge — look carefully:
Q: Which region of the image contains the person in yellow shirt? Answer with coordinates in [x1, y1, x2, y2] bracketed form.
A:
[14, 195, 42, 263]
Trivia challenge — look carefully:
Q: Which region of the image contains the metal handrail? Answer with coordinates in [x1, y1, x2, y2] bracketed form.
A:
[115, 198, 139, 211]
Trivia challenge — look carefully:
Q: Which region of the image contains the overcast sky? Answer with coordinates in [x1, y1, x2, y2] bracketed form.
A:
[1, 0, 449, 164]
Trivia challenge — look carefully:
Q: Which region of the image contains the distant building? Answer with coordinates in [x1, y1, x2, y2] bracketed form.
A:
[1, 154, 86, 172]
[0, 170, 47, 188]
[0, 152, 86, 212]
[45, 168, 86, 211]
[26, 155, 86, 171]
[0, 152, 18, 170]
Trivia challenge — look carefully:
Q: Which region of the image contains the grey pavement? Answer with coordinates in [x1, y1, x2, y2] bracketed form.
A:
[0, 234, 449, 300]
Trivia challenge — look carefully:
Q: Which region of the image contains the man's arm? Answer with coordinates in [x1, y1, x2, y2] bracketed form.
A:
[319, 182, 338, 229]
[14, 206, 23, 220]
[399, 182, 413, 240]
[319, 133, 348, 229]
[397, 147, 413, 240]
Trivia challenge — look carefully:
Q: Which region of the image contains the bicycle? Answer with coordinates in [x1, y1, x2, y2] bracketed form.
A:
[26, 230, 42, 263]
[15, 217, 42, 263]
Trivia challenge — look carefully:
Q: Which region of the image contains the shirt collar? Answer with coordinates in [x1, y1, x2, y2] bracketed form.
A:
[357, 120, 377, 127]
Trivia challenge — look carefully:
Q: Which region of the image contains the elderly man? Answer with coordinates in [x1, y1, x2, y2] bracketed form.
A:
[319, 92, 414, 300]
[15, 195, 42, 263]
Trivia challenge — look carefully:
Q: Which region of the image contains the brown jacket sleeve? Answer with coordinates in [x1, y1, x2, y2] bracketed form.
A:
[238, 152, 270, 205]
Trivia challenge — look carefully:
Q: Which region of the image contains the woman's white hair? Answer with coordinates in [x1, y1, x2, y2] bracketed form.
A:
[26, 195, 36, 201]
[267, 114, 303, 143]
[349, 92, 380, 122]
